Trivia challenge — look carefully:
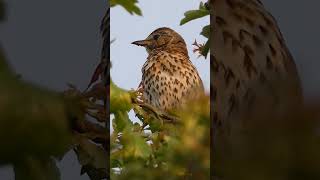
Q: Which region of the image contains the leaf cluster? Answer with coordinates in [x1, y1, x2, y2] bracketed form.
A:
[180, 1, 210, 58]
[110, 79, 210, 179]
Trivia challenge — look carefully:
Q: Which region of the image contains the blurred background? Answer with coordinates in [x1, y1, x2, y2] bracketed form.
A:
[0, 0, 320, 179]
[262, 1, 320, 101]
[0, 0, 105, 179]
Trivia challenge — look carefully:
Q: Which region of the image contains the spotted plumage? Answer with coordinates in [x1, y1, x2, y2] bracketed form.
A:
[212, 0, 302, 137]
[133, 27, 204, 111]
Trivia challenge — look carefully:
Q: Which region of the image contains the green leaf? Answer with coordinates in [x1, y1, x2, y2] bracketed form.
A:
[0, 49, 71, 164]
[14, 157, 60, 180]
[200, 25, 210, 38]
[110, 0, 142, 16]
[180, 2, 209, 25]
[121, 129, 152, 161]
[113, 111, 133, 132]
[201, 39, 210, 58]
[110, 79, 132, 113]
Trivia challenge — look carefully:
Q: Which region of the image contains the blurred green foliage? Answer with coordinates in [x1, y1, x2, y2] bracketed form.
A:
[110, 0, 142, 16]
[110, 80, 132, 113]
[0, 2, 108, 179]
[110, 79, 210, 179]
[0, 37, 72, 180]
[14, 157, 60, 180]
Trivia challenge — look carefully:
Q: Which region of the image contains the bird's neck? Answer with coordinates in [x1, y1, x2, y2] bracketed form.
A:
[150, 45, 189, 58]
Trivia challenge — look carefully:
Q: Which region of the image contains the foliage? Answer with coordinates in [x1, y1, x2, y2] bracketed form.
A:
[0, 1, 109, 179]
[65, 74, 108, 180]
[0, 41, 108, 180]
[0, 35, 71, 180]
[180, 1, 210, 58]
[110, 0, 142, 16]
[110, 79, 210, 179]
[14, 157, 60, 180]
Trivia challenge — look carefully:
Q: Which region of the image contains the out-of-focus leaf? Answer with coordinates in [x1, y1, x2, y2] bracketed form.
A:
[81, 165, 107, 180]
[110, 79, 132, 113]
[180, 2, 209, 25]
[112, 94, 211, 180]
[0, 70, 72, 164]
[0, 48, 75, 165]
[74, 134, 108, 169]
[110, 0, 142, 16]
[113, 111, 132, 132]
[14, 157, 60, 180]
[120, 129, 152, 161]
[74, 133, 108, 179]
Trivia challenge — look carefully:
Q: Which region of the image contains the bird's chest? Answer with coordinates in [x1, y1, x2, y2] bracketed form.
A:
[141, 52, 200, 110]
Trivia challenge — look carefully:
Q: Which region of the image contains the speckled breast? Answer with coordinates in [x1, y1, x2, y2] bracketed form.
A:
[141, 50, 204, 111]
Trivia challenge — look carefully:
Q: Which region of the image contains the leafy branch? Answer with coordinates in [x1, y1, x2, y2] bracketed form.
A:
[180, 1, 210, 58]
[110, 78, 210, 179]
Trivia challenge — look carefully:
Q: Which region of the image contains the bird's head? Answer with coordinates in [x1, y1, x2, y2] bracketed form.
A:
[132, 27, 188, 55]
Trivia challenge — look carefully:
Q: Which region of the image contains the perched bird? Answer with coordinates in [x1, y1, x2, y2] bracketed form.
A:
[132, 27, 204, 111]
[211, 0, 302, 151]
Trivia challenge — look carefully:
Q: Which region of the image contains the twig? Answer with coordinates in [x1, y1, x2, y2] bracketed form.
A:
[134, 101, 180, 124]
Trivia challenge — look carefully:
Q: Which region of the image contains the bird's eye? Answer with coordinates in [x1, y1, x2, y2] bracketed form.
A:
[153, 34, 160, 40]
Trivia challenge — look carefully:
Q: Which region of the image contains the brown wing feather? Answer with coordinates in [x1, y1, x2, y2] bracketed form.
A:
[211, 0, 302, 137]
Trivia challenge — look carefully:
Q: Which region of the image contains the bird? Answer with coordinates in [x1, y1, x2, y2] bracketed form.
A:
[132, 27, 204, 111]
[211, 0, 303, 153]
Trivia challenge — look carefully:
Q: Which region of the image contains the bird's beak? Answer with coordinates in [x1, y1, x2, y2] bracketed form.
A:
[132, 39, 151, 47]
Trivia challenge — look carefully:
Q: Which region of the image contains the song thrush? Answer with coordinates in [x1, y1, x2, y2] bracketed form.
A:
[132, 27, 204, 111]
[212, 0, 302, 142]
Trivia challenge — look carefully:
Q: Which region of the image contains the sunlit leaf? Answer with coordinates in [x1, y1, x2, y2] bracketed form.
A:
[110, 79, 132, 113]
